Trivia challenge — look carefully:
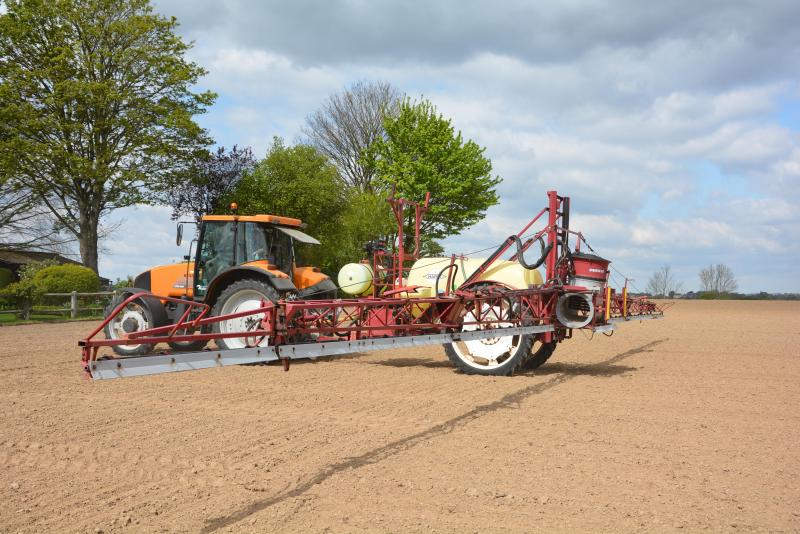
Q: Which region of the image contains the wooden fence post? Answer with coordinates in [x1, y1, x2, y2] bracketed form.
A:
[70, 291, 78, 319]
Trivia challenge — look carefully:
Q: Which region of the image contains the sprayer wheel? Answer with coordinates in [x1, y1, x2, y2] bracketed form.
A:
[444, 332, 533, 376]
[523, 339, 557, 370]
[443, 299, 533, 376]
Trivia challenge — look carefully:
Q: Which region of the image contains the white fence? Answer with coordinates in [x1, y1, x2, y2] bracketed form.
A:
[43, 291, 117, 318]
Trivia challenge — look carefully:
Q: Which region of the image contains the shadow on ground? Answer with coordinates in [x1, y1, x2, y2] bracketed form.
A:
[522, 360, 638, 377]
[366, 357, 453, 369]
[201, 338, 667, 533]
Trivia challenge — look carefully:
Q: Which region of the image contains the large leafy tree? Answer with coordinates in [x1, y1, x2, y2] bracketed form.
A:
[231, 138, 348, 273]
[231, 138, 394, 274]
[370, 98, 500, 250]
[166, 145, 255, 223]
[0, 0, 215, 273]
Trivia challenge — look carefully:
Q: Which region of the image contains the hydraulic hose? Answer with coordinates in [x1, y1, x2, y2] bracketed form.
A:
[461, 234, 552, 288]
[514, 235, 552, 270]
[435, 264, 459, 296]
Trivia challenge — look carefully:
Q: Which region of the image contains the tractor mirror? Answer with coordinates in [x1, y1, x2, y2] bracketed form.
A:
[176, 223, 183, 246]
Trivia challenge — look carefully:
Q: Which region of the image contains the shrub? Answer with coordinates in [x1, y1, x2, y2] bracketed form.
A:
[0, 267, 13, 288]
[0, 259, 59, 318]
[33, 264, 100, 294]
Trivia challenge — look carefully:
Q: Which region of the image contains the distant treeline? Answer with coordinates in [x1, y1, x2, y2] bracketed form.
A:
[633, 291, 800, 300]
[680, 291, 800, 300]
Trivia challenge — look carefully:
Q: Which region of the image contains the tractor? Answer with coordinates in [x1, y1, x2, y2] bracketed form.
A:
[104, 207, 337, 355]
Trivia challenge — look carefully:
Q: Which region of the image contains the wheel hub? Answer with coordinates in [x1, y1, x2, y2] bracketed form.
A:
[122, 317, 139, 333]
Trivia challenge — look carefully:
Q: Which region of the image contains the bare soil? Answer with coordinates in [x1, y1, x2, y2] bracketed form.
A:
[1, 300, 799, 533]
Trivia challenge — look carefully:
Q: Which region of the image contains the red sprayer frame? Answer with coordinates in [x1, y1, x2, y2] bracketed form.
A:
[80, 190, 663, 379]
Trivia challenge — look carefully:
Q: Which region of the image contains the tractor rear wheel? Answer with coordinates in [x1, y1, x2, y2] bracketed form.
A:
[211, 279, 278, 350]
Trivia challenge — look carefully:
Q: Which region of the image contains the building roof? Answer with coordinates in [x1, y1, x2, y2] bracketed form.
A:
[0, 249, 81, 267]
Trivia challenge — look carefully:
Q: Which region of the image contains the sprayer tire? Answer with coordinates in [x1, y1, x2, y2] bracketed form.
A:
[444, 333, 533, 376]
[524, 339, 557, 370]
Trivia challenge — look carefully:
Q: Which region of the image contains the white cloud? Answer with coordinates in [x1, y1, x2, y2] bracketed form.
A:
[85, 1, 800, 292]
[99, 205, 194, 280]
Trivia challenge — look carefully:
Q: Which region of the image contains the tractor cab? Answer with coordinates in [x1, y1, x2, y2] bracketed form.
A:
[187, 215, 327, 300]
[130, 212, 332, 305]
[191, 214, 322, 299]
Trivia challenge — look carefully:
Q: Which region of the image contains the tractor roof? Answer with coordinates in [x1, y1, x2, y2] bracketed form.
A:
[201, 214, 302, 227]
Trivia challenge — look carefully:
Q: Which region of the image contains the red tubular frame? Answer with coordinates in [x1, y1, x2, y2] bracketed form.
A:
[79, 190, 663, 376]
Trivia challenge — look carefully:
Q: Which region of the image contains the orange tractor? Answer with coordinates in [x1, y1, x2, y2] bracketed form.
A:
[104, 209, 336, 355]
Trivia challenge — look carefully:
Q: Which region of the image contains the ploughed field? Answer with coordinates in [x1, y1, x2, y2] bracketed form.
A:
[1, 300, 798, 533]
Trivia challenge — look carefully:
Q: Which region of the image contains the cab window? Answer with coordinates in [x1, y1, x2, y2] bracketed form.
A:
[235, 223, 293, 274]
[196, 221, 235, 295]
[237, 222, 268, 263]
[264, 227, 293, 274]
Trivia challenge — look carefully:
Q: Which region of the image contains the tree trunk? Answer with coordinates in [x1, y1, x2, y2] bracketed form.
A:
[78, 213, 100, 274]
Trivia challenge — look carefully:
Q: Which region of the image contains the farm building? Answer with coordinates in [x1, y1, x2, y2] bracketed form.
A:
[0, 249, 110, 287]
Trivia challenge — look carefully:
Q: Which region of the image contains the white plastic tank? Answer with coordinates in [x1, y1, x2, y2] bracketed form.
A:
[406, 256, 543, 295]
[337, 262, 374, 296]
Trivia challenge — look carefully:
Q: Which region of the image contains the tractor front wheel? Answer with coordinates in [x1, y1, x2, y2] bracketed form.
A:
[211, 279, 278, 350]
[103, 293, 160, 356]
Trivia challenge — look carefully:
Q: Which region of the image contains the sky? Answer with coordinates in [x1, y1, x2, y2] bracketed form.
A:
[101, 0, 800, 293]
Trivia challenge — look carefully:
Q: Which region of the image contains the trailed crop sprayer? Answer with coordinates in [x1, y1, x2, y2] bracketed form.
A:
[80, 190, 663, 379]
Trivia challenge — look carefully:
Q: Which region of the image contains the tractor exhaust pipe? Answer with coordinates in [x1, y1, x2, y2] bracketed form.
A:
[556, 293, 594, 329]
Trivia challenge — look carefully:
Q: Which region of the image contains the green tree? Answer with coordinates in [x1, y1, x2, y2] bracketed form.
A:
[232, 138, 396, 275]
[0, 0, 215, 273]
[231, 138, 348, 273]
[335, 189, 396, 266]
[370, 98, 500, 250]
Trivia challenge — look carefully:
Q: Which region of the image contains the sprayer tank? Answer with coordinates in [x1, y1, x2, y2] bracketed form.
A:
[337, 262, 374, 296]
[406, 256, 543, 296]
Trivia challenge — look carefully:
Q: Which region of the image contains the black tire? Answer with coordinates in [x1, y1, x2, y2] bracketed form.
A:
[444, 333, 533, 376]
[167, 335, 208, 352]
[523, 338, 557, 370]
[103, 292, 161, 356]
[211, 278, 279, 350]
[166, 306, 208, 352]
